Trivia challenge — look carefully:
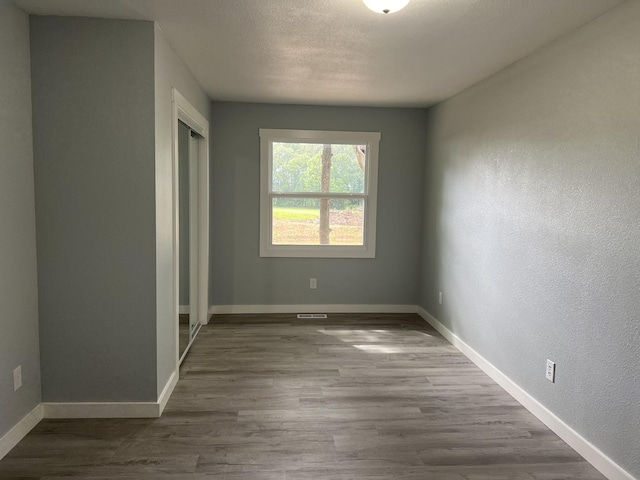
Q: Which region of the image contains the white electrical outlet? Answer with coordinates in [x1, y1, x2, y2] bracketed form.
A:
[13, 366, 22, 391]
[438, 292, 443, 305]
[310, 278, 317, 289]
[546, 359, 556, 383]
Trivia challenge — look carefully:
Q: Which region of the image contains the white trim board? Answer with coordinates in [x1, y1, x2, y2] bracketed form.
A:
[44, 369, 179, 419]
[415, 306, 635, 480]
[0, 404, 43, 460]
[209, 304, 417, 315]
[158, 369, 178, 415]
[0, 371, 181, 460]
[171, 88, 210, 371]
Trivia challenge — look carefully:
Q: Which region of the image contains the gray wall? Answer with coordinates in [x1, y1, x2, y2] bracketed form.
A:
[210, 102, 426, 306]
[154, 26, 210, 395]
[0, 0, 42, 437]
[420, 1, 640, 477]
[31, 16, 158, 402]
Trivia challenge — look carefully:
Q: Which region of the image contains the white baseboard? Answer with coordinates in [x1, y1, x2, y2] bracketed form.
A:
[179, 305, 190, 315]
[0, 371, 180, 457]
[208, 304, 417, 315]
[158, 369, 178, 415]
[43, 368, 180, 419]
[416, 306, 635, 480]
[0, 372, 180, 458]
[0, 404, 44, 460]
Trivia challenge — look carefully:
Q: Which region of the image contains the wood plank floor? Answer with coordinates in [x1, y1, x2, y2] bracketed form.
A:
[0, 313, 606, 479]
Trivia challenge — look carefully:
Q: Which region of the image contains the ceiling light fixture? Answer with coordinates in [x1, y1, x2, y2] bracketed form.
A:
[363, 0, 410, 14]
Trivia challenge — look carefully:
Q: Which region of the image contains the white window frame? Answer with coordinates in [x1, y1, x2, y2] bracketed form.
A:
[259, 128, 380, 258]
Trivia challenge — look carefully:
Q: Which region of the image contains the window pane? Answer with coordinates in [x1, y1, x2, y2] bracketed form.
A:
[272, 143, 365, 194]
[272, 198, 364, 246]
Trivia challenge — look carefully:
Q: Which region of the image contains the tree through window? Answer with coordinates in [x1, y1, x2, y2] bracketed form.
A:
[260, 129, 380, 258]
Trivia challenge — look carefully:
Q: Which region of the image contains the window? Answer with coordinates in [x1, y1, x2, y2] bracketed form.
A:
[260, 129, 380, 258]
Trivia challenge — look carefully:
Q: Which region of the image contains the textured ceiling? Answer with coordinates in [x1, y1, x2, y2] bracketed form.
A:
[14, 0, 624, 107]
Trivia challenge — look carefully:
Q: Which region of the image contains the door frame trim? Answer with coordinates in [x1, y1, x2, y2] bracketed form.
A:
[171, 89, 209, 368]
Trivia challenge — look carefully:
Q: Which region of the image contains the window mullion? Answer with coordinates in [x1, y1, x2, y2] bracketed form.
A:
[271, 192, 366, 200]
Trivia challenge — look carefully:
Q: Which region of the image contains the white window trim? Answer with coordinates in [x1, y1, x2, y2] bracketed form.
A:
[259, 128, 380, 258]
